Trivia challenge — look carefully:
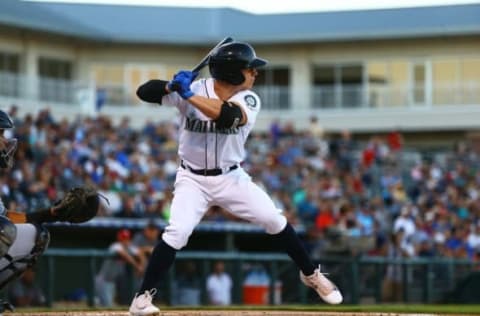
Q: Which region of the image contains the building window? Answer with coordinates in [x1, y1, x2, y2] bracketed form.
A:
[0, 52, 19, 73]
[412, 63, 426, 105]
[312, 64, 364, 109]
[366, 60, 409, 108]
[92, 64, 126, 105]
[38, 57, 73, 103]
[39, 58, 72, 79]
[93, 64, 170, 106]
[389, 61, 409, 107]
[432, 59, 458, 105]
[255, 67, 290, 110]
[367, 62, 388, 107]
[460, 58, 480, 104]
[0, 52, 20, 97]
[432, 57, 480, 105]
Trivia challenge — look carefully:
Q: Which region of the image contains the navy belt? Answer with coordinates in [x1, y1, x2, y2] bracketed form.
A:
[180, 161, 238, 176]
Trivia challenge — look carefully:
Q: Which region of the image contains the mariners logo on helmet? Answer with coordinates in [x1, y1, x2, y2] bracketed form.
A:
[209, 42, 268, 85]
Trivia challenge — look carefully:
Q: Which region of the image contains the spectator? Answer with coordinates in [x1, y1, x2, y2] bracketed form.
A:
[95, 229, 145, 307]
[308, 116, 325, 140]
[1, 107, 480, 264]
[132, 220, 161, 257]
[171, 261, 201, 306]
[381, 230, 412, 302]
[206, 261, 232, 306]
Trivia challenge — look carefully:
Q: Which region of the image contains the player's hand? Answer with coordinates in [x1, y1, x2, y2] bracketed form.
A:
[51, 186, 101, 223]
[173, 70, 198, 83]
[168, 70, 198, 100]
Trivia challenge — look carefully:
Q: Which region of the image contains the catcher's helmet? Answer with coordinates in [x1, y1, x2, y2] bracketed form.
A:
[0, 216, 16, 258]
[0, 110, 17, 169]
[209, 42, 268, 85]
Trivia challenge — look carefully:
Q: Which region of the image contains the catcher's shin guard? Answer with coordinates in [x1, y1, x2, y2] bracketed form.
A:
[0, 223, 50, 291]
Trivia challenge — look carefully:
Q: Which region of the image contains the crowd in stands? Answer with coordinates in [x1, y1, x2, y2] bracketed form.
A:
[2, 105, 480, 263]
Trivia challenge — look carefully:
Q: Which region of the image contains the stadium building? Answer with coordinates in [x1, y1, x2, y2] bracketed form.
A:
[0, 0, 479, 142]
[2, 1, 480, 306]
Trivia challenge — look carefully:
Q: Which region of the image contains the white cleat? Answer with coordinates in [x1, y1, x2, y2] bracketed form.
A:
[129, 288, 160, 316]
[300, 265, 343, 304]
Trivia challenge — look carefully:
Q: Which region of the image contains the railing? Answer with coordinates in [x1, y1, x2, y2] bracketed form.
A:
[96, 83, 132, 106]
[39, 78, 77, 104]
[0, 71, 92, 105]
[1, 70, 479, 110]
[254, 85, 290, 110]
[312, 82, 480, 109]
[312, 84, 367, 109]
[0, 71, 22, 98]
[37, 249, 478, 307]
[432, 82, 480, 105]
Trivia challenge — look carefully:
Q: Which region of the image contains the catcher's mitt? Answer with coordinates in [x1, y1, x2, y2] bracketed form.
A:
[51, 187, 101, 223]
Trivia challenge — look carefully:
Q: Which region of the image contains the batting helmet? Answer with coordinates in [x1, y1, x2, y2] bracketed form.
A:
[209, 42, 268, 85]
[0, 216, 16, 258]
[0, 110, 16, 169]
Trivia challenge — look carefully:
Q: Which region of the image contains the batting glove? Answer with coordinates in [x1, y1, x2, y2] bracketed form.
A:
[168, 71, 198, 99]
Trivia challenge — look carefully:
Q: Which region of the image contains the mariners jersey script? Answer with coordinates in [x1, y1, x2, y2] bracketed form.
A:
[162, 78, 261, 170]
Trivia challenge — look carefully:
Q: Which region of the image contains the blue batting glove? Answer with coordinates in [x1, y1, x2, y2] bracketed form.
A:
[168, 78, 193, 99]
[169, 70, 198, 99]
[176, 77, 194, 99]
[178, 88, 194, 99]
[171, 71, 198, 87]
[167, 79, 193, 99]
[173, 70, 198, 83]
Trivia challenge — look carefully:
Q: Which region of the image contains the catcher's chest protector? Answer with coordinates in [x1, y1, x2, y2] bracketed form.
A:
[0, 223, 50, 290]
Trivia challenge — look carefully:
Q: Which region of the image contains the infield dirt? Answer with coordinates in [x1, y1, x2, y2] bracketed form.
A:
[6, 312, 446, 316]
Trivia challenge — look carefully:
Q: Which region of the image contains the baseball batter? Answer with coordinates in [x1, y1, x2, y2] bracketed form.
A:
[130, 41, 342, 315]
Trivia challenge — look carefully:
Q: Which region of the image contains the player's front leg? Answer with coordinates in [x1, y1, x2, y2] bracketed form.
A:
[129, 288, 160, 316]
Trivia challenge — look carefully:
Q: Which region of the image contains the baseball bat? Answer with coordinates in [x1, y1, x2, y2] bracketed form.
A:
[191, 36, 234, 72]
[170, 36, 234, 92]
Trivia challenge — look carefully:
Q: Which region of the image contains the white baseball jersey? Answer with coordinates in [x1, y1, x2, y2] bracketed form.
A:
[159, 77, 286, 250]
[161, 78, 260, 169]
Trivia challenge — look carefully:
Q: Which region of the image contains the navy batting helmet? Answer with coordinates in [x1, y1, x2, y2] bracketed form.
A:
[209, 42, 268, 85]
[0, 110, 17, 169]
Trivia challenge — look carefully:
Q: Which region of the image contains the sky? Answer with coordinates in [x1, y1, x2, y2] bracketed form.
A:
[29, 0, 480, 14]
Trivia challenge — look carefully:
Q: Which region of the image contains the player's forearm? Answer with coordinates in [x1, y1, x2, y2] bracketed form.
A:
[188, 95, 222, 119]
[8, 207, 59, 224]
[6, 210, 27, 223]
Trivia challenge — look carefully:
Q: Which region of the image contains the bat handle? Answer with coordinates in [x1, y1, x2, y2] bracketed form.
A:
[169, 82, 181, 92]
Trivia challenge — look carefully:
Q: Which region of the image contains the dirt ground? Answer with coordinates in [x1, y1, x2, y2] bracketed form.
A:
[6, 312, 442, 316]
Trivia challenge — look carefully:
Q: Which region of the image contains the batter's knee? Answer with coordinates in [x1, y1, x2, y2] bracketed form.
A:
[260, 212, 287, 235]
[162, 225, 193, 250]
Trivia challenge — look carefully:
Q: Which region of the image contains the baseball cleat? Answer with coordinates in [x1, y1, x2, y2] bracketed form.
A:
[129, 288, 160, 316]
[300, 265, 343, 304]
